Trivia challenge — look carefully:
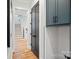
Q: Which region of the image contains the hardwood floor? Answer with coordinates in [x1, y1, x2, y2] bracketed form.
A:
[12, 39, 38, 59]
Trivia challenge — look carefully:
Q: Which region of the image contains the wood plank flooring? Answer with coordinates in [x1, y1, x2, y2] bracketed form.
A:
[12, 39, 38, 59]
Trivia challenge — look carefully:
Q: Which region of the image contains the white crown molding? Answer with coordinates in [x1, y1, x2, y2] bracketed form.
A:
[15, 7, 28, 11]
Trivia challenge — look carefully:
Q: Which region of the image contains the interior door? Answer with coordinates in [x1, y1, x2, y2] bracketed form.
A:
[31, 2, 39, 57]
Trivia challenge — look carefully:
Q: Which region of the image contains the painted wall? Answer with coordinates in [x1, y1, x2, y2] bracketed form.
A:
[45, 26, 70, 59]
[21, 9, 31, 48]
[14, 0, 32, 9]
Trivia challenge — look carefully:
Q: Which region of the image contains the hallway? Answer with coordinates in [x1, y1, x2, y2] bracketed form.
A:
[13, 37, 38, 59]
[7, 0, 71, 59]
[9, 0, 40, 58]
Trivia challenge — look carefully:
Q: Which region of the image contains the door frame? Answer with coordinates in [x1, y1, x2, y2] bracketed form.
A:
[7, 0, 10, 47]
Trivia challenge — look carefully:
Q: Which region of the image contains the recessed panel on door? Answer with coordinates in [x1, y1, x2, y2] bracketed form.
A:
[35, 5, 39, 53]
[57, 0, 71, 24]
[31, 8, 36, 51]
[46, 0, 56, 26]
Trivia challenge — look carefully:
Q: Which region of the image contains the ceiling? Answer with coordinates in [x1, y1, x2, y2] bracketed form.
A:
[14, 0, 33, 9]
[13, 0, 34, 24]
[15, 8, 27, 24]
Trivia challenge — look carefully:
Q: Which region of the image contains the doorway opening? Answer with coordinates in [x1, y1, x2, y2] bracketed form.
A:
[8, 0, 39, 59]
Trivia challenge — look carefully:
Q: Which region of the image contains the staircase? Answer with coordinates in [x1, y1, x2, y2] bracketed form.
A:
[15, 24, 23, 39]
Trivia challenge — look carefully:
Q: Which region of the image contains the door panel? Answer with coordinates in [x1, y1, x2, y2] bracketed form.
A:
[57, 0, 71, 24]
[31, 8, 36, 50]
[35, 5, 39, 53]
[46, 0, 56, 26]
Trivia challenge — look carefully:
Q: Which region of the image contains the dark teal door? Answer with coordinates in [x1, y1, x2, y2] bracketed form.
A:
[31, 2, 39, 57]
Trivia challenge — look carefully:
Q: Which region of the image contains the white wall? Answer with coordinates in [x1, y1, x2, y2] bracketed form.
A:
[21, 9, 31, 48]
[14, 0, 33, 9]
[45, 26, 70, 59]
